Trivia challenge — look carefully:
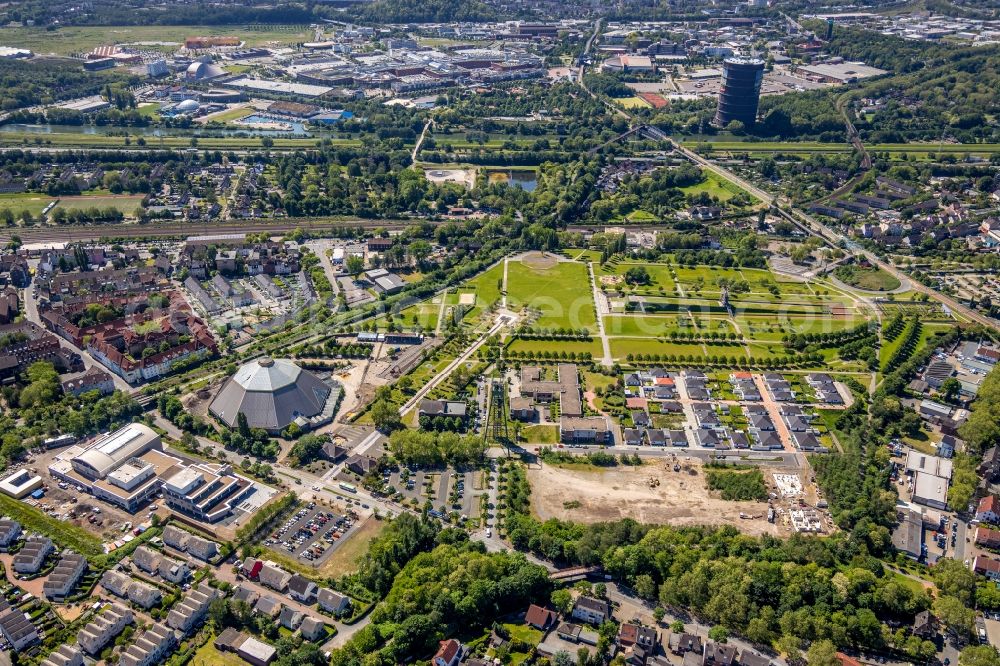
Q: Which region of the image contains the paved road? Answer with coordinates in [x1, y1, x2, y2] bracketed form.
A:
[305, 239, 343, 302]
[752, 374, 796, 453]
[604, 582, 787, 666]
[324, 612, 373, 649]
[577, 19, 602, 84]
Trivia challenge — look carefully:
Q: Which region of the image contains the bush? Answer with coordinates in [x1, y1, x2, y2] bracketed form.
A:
[705, 467, 768, 501]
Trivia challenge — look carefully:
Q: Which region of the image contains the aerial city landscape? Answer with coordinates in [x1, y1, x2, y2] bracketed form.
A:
[2, 0, 1000, 665]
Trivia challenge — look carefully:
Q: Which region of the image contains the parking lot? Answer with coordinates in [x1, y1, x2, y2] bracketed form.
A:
[11, 452, 140, 541]
[263, 503, 359, 566]
[339, 465, 487, 522]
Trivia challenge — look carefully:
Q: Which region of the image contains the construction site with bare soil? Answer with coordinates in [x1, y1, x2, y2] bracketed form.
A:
[527, 457, 833, 537]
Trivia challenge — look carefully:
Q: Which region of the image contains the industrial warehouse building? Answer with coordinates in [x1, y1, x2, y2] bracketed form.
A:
[209, 358, 341, 433]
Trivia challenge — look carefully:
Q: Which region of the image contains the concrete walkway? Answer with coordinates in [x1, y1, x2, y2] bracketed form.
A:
[587, 262, 613, 366]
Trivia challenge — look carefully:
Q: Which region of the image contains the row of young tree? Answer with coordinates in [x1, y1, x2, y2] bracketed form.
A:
[386, 429, 486, 468]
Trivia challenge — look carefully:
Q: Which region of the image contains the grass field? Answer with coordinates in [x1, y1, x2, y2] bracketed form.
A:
[680, 170, 751, 202]
[616, 96, 652, 110]
[0, 493, 102, 558]
[601, 262, 676, 294]
[137, 102, 162, 118]
[0, 24, 312, 55]
[59, 194, 145, 213]
[462, 262, 503, 322]
[503, 623, 543, 645]
[603, 314, 736, 337]
[508, 338, 603, 357]
[520, 424, 559, 444]
[735, 314, 866, 341]
[834, 264, 902, 292]
[202, 105, 254, 124]
[608, 339, 741, 360]
[192, 641, 245, 666]
[394, 300, 440, 332]
[493, 258, 876, 367]
[0, 192, 144, 216]
[674, 265, 748, 293]
[506, 256, 596, 329]
[0, 193, 52, 215]
[0, 130, 366, 151]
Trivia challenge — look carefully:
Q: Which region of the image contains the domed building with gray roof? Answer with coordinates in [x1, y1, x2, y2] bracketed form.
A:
[210, 358, 341, 434]
[185, 60, 226, 81]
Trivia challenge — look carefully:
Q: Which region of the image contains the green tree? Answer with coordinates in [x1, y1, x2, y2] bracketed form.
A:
[933, 595, 975, 639]
[941, 377, 962, 402]
[371, 399, 401, 433]
[933, 558, 977, 605]
[624, 266, 651, 286]
[19, 361, 61, 407]
[551, 589, 573, 615]
[708, 626, 729, 643]
[806, 639, 840, 666]
[959, 646, 1000, 666]
[346, 255, 365, 277]
[777, 635, 802, 662]
[635, 574, 656, 600]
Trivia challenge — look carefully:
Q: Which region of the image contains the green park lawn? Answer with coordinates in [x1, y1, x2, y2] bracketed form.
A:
[0, 193, 53, 215]
[0, 24, 312, 55]
[192, 641, 245, 666]
[506, 258, 596, 329]
[503, 623, 544, 645]
[394, 301, 440, 332]
[674, 265, 748, 293]
[602, 262, 676, 293]
[834, 264, 902, 292]
[0, 493, 102, 558]
[520, 425, 559, 444]
[137, 102, 162, 118]
[609, 339, 744, 361]
[0, 192, 144, 216]
[204, 105, 254, 123]
[461, 263, 503, 322]
[679, 170, 751, 202]
[508, 338, 602, 357]
[602, 314, 736, 338]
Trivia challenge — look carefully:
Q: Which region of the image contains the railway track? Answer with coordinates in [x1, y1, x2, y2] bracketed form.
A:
[0, 217, 426, 243]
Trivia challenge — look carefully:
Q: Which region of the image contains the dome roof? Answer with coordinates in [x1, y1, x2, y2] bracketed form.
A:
[210, 358, 333, 432]
[185, 61, 225, 80]
[175, 99, 200, 112]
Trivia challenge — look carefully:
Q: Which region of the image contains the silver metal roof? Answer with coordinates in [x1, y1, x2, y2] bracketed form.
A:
[210, 358, 332, 431]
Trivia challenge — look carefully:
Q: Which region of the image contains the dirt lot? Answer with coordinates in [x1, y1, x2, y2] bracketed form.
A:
[527, 458, 789, 536]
